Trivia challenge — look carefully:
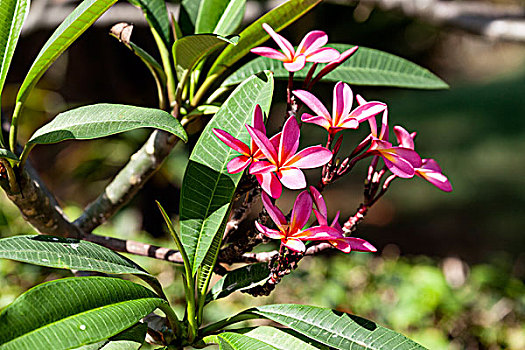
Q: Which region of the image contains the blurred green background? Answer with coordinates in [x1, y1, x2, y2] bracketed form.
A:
[1, 0, 524, 349]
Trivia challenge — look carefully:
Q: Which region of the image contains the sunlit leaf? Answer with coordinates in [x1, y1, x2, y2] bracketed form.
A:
[223, 44, 448, 89]
[73, 323, 147, 350]
[128, 0, 171, 47]
[0, 277, 165, 350]
[195, 0, 246, 36]
[205, 326, 319, 349]
[173, 34, 237, 82]
[179, 72, 273, 276]
[27, 103, 187, 146]
[0, 147, 18, 161]
[16, 0, 117, 104]
[248, 304, 427, 350]
[0, 0, 29, 102]
[206, 0, 320, 79]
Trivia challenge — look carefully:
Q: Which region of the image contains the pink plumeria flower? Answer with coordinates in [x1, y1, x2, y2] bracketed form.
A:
[310, 186, 377, 253]
[255, 191, 343, 253]
[212, 104, 278, 173]
[250, 23, 340, 72]
[393, 126, 452, 192]
[247, 116, 333, 198]
[357, 97, 422, 178]
[293, 82, 387, 136]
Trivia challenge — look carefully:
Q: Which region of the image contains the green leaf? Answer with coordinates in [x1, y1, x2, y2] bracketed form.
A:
[205, 327, 318, 350]
[16, 0, 117, 105]
[179, 71, 274, 276]
[0, 147, 18, 161]
[173, 34, 237, 82]
[212, 0, 246, 36]
[206, 0, 321, 79]
[0, 0, 29, 101]
[128, 0, 171, 47]
[27, 103, 188, 146]
[0, 234, 167, 299]
[248, 304, 427, 350]
[73, 323, 147, 350]
[179, 0, 201, 35]
[195, 0, 246, 36]
[0, 277, 166, 350]
[224, 44, 448, 89]
[206, 263, 270, 303]
[0, 235, 150, 276]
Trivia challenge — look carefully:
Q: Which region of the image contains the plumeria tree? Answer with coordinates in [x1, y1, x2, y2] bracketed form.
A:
[0, 0, 451, 349]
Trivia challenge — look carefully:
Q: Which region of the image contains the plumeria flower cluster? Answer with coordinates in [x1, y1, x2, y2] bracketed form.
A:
[214, 24, 451, 259]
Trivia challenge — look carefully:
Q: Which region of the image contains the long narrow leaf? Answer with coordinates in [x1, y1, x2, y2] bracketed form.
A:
[248, 304, 427, 350]
[27, 103, 187, 146]
[179, 72, 274, 276]
[206, 0, 320, 79]
[173, 34, 237, 82]
[16, 0, 117, 104]
[206, 263, 270, 303]
[179, 0, 201, 35]
[223, 44, 448, 89]
[205, 327, 318, 350]
[0, 235, 150, 276]
[73, 323, 147, 350]
[195, 0, 245, 36]
[128, 0, 171, 47]
[0, 277, 165, 350]
[0, 0, 29, 101]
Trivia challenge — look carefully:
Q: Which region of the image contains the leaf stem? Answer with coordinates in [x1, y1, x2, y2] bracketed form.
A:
[18, 143, 34, 170]
[191, 74, 219, 107]
[9, 101, 23, 153]
[151, 28, 176, 105]
[199, 313, 260, 336]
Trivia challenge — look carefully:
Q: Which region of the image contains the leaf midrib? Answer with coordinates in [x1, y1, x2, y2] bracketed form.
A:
[0, 248, 148, 276]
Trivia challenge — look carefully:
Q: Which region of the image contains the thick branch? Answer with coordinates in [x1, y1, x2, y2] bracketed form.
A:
[238, 242, 335, 263]
[6, 163, 82, 238]
[74, 130, 179, 233]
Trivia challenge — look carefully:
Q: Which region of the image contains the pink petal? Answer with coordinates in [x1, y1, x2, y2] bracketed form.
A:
[337, 118, 359, 129]
[393, 125, 414, 149]
[295, 225, 342, 240]
[278, 167, 306, 190]
[350, 102, 387, 124]
[282, 238, 306, 253]
[246, 125, 278, 163]
[383, 155, 416, 178]
[309, 186, 327, 219]
[296, 30, 328, 56]
[333, 82, 353, 126]
[252, 104, 266, 133]
[255, 221, 283, 240]
[285, 145, 332, 169]
[330, 237, 377, 253]
[250, 47, 288, 61]
[260, 192, 287, 229]
[293, 90, 330, 118]
[213, 128, 250, 155]
[279, 117, 300, 164]
[416, 160, 452, 192]
[305, 47, 340, 63]
[262, 23, 295, 60]
[301, 113, 332, 131]
[283, 55, 306, 72]
[256, 173, 282, 199]
[420, 158, 443, 173]
[379, 108, 389, 141]
[313, 209, 328, 226]
[290, 190, 313, 231]
[249, 160, 277, 174]
[227, 156, 251, 174]
[318, 46, 358, 77]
